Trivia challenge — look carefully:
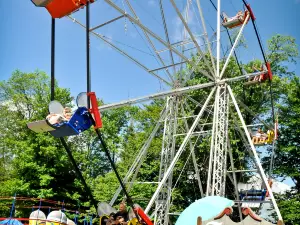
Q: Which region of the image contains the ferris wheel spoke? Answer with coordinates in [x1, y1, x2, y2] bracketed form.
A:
[99, 81, 214, 111]
[68, 16, 172, 86]
[219, 14, 250, 79]
[195, 0, 217, 75]
[124, 0, 175, 82]
[180, 102, 204, 197]
[159, 0, 176, 75]
[104, 0, 201, 76]
[169, 0, 216, 79]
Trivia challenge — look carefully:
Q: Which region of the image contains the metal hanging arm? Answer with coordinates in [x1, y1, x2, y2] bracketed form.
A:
[241, 0, 267, 63]
[94, 129, 141, 221]
[51, 18, 55, 101]
[50, 15, 98, 211]
[241, 0, 276, 125]
[86, 0, 91, 108]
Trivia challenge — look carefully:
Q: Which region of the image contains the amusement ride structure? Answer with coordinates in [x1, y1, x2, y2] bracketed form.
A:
[1, 0, 283, 224]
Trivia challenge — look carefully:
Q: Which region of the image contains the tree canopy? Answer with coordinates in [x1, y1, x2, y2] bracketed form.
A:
[0, 34, 299, 224]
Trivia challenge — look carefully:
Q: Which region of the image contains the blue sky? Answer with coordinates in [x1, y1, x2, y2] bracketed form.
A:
[0, 0, 299, 104]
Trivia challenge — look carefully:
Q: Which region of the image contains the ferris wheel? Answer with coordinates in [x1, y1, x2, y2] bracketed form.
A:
[28, 0, 282, 224]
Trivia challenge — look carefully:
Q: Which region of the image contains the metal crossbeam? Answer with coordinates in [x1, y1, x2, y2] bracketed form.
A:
[90, 15, 125, 31]
[227, 169, 258, 173]
[98, 70, 266, 112]
[149, 61, 188, 73]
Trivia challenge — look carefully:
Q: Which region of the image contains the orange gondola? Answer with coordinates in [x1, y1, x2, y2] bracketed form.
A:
[31, 0, 95, 18]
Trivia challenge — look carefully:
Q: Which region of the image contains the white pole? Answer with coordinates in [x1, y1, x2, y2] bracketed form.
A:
[206, 89, 218, 196]
[227, 85, 283, 221]
[216, 0, 221, 78]
[220, 15, 250, 79]
[196, 0, 217, 77]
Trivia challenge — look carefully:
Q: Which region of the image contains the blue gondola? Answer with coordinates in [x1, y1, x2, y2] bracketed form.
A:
[239, 189, 267, 201]
[27, 92, 98, 138]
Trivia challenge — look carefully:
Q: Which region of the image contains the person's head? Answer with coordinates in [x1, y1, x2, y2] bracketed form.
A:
[119, 202, 126, 212]
[109, 212, 115, 218]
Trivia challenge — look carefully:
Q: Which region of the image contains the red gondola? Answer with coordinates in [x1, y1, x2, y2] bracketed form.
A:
[31, 0, 95, 18]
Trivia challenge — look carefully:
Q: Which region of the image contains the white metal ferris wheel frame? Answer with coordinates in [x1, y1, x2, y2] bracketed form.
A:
[68, 0, 282, 223]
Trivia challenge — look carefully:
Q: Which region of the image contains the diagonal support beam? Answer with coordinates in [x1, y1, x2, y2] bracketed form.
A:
[90, 15, 125, 31]
[180, 102, 204, 197]
[110, 107, 167, 206]
[227, 85, 283, 221]
[220, 15, 250, 79]
[145, 87, 216, 214]
[195, 0, 216, 75]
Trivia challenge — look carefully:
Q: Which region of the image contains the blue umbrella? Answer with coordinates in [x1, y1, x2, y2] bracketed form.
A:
[175, 196, 234, 225]
[0, 219, 24, 225]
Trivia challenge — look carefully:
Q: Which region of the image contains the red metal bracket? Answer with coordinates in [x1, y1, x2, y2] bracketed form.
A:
[266, 62, 273, 80]
[246, 4, 256, 21]
[87, 92, 102, 129]
[134, 206, 154, 225]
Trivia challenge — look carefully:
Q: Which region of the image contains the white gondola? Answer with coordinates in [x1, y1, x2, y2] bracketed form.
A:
[222, 11, 249, 29]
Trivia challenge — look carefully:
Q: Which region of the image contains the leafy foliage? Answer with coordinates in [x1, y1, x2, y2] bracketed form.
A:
[0, 35, 299, 224]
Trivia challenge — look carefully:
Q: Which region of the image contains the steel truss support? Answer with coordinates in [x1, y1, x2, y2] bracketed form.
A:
[145, 87, 216, 214]
[207, 85, 229, 196]
[227, 85, 283, 221]
[154, 97, 179, 225]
